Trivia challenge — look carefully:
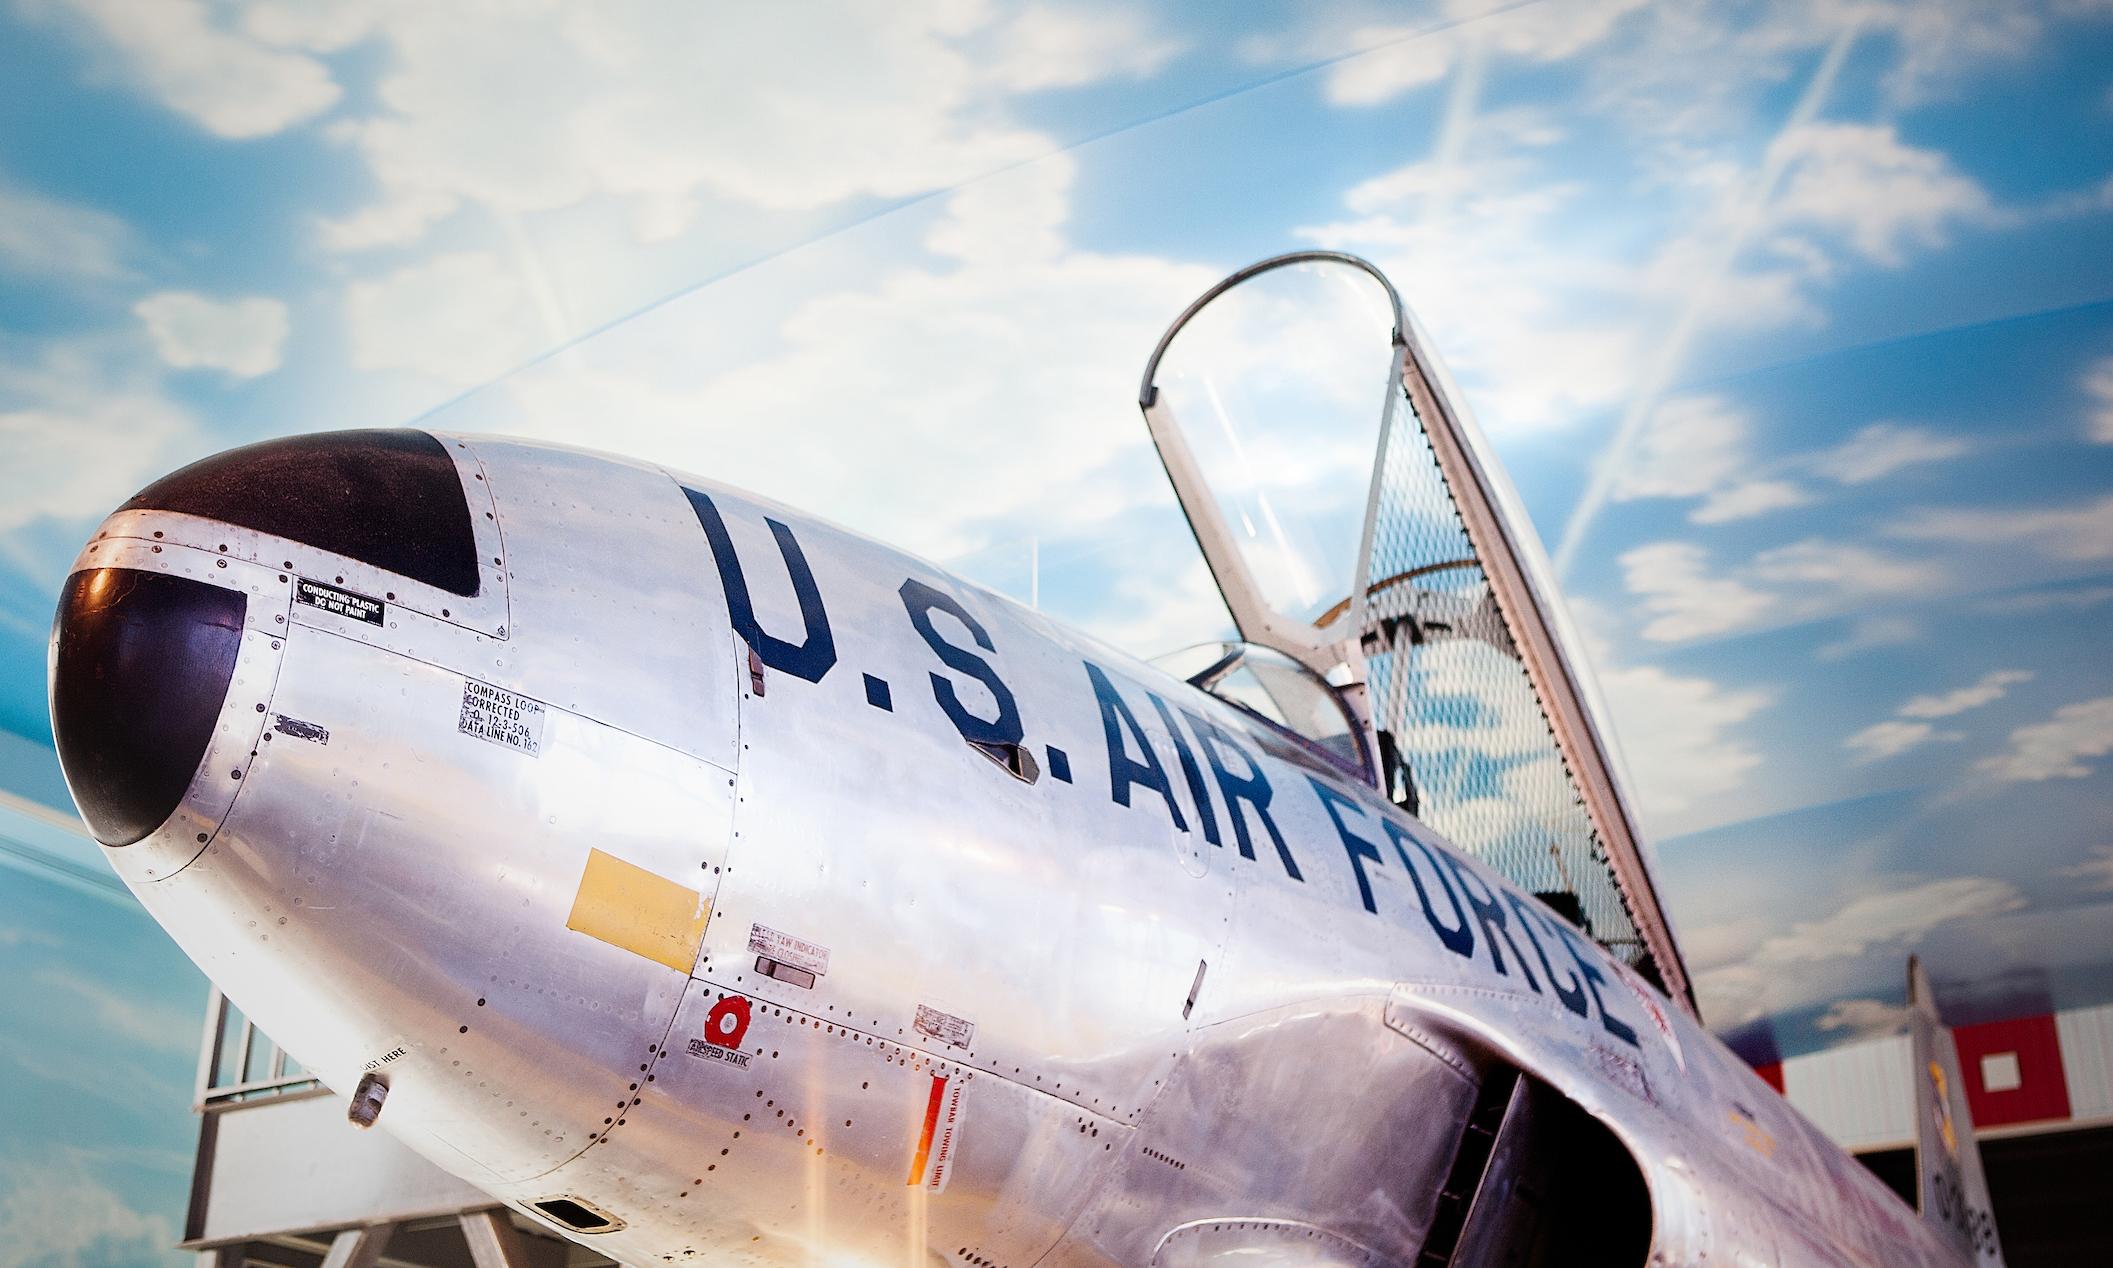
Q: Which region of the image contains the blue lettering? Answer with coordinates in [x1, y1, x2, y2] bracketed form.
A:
[1378, 819, 1476, 959]
[684, 488, 835, 684]
[1186, 710, 1302, 881]
[1085, 662, 1187, 831]
[900, 580, 1021, 747]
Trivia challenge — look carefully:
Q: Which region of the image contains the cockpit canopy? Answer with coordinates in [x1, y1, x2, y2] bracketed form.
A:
[1138, 251, 1692, 1009]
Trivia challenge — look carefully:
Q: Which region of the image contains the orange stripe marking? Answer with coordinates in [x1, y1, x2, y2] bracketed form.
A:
[907, 1074, 947, 1186]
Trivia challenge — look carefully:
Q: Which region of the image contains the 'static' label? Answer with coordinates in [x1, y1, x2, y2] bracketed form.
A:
[686, 1038, 754, 1069]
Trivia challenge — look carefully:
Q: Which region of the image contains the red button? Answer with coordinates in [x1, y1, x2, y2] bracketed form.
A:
[705, 995, 752, 1049]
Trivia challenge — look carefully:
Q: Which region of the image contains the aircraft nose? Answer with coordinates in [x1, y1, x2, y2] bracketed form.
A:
[50, 567, 247, 846]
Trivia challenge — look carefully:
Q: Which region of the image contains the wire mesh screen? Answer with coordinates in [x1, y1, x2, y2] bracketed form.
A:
[1357, 384, 1653, 975]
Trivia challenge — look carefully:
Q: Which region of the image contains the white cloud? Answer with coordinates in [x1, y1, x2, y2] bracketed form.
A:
[1844, 719, 1961, 764]
[0, 345, 202, 535]
[295, 3, 1175, 251]
[1975, 695, 2113, 782]
[1302, 110, 1646, 433]
[1887, 494, 2113, 563]
[1620, 541, 1774, 642]
[984, 4, 1182, 91]
[1304, 50, 1994, 474]
[1841, 669, 2027, 763]
[1696, 875, 2027, 1027]
[1588, 0, 2077, 135]
[2031, 170, 2113, 220]
[1315, 26, 1451, 104]
[1601, 405, 1954, 526]
[237, 0, 379, 51]
[343, 251, 553, 387]
[1756, 876, 2026, 963]
[1313, 0, 1649, 106]
[1815, 997, 1910, 1040]
[133, 291, 289, 378]
[1868, 0, 2046, 106]
[1082, 547, 1236, 659]
[1280, 0, 2085, 126]
[1817, 614, 1922, 661]
[47, 0, 339, 138]
[1276, 5, 2029, 498]
[1746, 113, 1992, 290]
[1611, 394, 1749, 502]
[29, 966, 196, 1056]
[317, 189, 458, 254]
[1761, 122, 1993, 265]
[1808, 422, 1968, 484]
[1626, 122, 1994, 343]
[1899, 668, 2032, 719]
[2059, 846, 2113, 893]
[469, 155, 1218, 584]
[1620, 538, 1940, 644]
[1692, 480, 1811, 524]
[1550, 112, 1996, 563]
[0, 184, 130, 280]
[1747, 538, 1943, 596]
[2084, 355, 2113, 444]
[1597, 663, 1771, 828]
[1681, 913, 1768, 971]
[1973, 585, 2113, 616]
[0, 1159, 176, 1268]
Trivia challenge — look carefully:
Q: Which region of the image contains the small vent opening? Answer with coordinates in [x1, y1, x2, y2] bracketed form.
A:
[969, 738, 1040, 783]
[532, 1196, 621, 1233]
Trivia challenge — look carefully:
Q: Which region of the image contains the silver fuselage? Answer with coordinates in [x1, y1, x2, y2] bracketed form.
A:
[60, 433, 1961, 1266]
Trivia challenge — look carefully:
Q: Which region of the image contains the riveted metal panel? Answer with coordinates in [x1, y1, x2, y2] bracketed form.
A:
[1151, 1218, 1386, 1267]
[465, 437, 740, 772]
[682, 486, 1232, 1130]
[513, 978, 1125, 1266]
[1059, 996, 1475, 1266]
[128, 623, 735, 1185]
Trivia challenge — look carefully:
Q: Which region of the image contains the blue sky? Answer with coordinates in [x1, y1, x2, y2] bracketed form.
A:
[3, 0, 2112, 1254]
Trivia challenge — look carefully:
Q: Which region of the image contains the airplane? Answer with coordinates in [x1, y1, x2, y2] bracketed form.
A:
[46, 252, 2005, 1266]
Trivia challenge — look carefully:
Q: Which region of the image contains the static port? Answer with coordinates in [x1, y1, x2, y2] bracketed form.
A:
[347, 1071, 388, 1128]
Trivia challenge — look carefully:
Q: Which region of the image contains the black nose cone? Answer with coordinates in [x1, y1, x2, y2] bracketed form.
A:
[123, 428, 481, 598]
[51, 568, 246, 846]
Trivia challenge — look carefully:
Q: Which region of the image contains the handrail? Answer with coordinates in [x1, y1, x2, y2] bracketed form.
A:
[193, 986, 322, 1112]
[1138, 249, 1405, 408]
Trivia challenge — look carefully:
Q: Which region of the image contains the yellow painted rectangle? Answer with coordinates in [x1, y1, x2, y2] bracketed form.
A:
[565, 848, 709, 973]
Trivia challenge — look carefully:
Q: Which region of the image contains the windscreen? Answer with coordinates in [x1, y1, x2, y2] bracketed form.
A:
[1158, 642, 1371, 782]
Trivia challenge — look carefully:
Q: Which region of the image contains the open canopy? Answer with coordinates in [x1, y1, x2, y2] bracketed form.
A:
[1140, 251, 1693, 1010]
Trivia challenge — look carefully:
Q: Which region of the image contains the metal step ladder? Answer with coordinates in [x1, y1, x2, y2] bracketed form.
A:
[185, 989, 610, 1268]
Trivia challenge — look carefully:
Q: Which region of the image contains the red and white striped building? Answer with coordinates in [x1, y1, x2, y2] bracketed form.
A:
[1747, 1004, 2113, 1264]
[1751, 1003, 2113, 1150]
